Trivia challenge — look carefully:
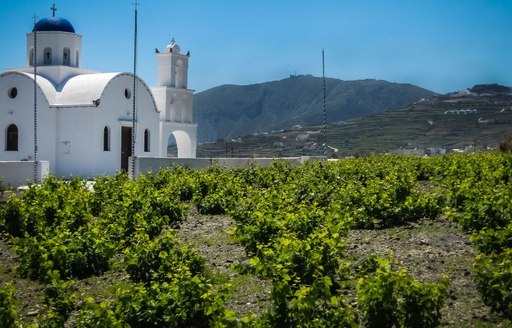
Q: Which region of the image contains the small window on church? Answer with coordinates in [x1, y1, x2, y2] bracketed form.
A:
[144, 129, 150, 152]
[103, 126, 110, 151]
[44, 48, 52, 65]
[8, 87, 18, 99]
[63, 48, 70, 65]
[6, 124, 18, 151]
[124, 88, 131, 99]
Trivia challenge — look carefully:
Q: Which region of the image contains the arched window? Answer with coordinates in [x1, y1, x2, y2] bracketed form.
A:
[63, 47, 70, 65]
[29, 48, 34, 66]
[76, 50, 80, 67]
[144, 129, 150, 152]
[44, 47, 52, 65]
[175, 60, 184, 88]
[6, 124, 18, 151]
[103, 126, 110, 151]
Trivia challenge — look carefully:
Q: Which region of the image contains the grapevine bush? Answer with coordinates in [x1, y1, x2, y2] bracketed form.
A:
[356, 257, 448, 328]
[0, 283, 18, 328]
[0, 177, 5, 198]
[77, 232, 232, 327]
[1, 153, 512, 325]
[439, 153, 512, 318]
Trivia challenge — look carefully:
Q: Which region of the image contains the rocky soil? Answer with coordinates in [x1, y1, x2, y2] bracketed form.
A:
[1, 196, 511, 327]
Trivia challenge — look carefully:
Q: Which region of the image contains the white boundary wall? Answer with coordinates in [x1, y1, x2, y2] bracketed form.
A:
[0, 161, 50, 188]
[129, 157, 326, 178]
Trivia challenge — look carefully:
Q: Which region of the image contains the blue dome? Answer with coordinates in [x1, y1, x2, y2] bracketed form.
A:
[33, 17, 75, 33]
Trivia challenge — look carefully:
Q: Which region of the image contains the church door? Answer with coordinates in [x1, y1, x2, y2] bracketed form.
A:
[121, 126, 132, 171]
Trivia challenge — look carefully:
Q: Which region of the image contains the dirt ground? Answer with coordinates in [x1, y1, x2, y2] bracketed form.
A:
[346, 216, 505, 327]
[175, 208, 511, 327]
[1, 201, 511, 326]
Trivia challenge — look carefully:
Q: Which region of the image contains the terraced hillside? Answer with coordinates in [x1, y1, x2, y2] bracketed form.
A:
[196, 85, 512, 158]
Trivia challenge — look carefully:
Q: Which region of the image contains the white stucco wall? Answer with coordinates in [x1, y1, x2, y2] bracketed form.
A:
[0, 72, 57, 166]
[27, 31, 82, 68]
[54, 73, 160, 178]
[152, 86, 196, 158]
[0, 161, 49, 187]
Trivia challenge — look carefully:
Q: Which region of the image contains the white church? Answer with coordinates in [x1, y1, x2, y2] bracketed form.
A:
[0, 9, 197, 179]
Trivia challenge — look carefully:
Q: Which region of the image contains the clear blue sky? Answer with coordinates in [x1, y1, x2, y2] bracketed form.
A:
[1, 0, 511, 94]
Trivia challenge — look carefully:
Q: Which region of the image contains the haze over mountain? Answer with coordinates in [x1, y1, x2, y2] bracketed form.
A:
[193, 76, 436, 142]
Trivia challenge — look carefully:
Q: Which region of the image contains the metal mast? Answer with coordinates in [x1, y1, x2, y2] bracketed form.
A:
[131, 1, 139, 178]
[33, 14, 38, 183]
[322, 48, 327, 158]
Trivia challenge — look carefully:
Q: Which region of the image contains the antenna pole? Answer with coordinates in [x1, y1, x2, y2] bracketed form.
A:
[322, 48, 327, 158]
[131, 1, 139, 178]
[33, 14, 38, 184]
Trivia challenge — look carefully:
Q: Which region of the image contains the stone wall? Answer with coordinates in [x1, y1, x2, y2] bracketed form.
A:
[129, 157, 326, 178]
[0, 161, 50, 188]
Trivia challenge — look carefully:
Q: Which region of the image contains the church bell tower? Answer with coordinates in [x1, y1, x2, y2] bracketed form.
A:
[156, 38, 189, 88]
[152, 39, 196, 158]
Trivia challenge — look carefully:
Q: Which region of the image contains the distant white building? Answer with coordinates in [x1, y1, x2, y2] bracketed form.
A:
[395, 148, 426, 156]
[0, 12, 196, 178]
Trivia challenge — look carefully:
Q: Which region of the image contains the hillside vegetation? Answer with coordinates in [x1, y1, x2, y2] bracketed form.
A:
[1, 153, 511, 327]
[197, 84, 512, 158]
[193, 76, 435, 142]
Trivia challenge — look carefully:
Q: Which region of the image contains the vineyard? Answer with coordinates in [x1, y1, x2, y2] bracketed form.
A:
[1, 153, 512, 327]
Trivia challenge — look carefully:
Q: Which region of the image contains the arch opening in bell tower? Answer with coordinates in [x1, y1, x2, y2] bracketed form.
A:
[167, 130, 193, 158]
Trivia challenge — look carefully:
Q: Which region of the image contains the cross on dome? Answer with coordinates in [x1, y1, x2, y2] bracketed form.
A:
[51, 4, 57, 17]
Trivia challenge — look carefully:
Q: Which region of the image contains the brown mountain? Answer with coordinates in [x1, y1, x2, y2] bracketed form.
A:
[193, 76, 436, 142]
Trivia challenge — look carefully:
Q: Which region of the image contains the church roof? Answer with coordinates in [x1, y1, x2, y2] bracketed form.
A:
[2, 71, 157, 109]
[58, 73, 124, 105]
[33, 17, 75, 33]
[57, 73, 158, 110]
[0, 71, 57, 104]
